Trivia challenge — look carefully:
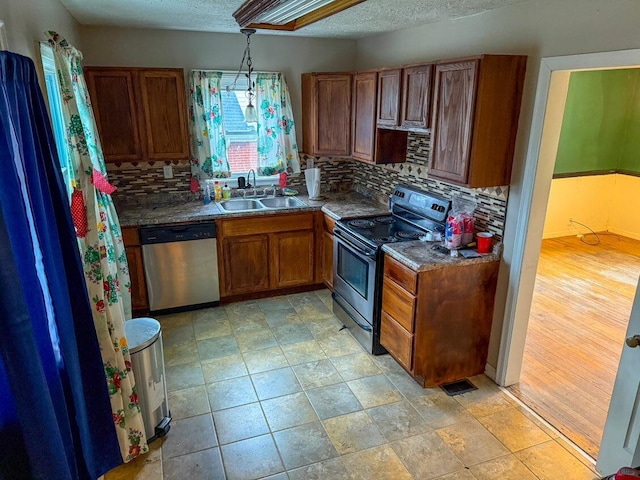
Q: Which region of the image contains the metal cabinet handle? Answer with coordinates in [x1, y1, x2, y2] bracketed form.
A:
[626, 335, 640, 348]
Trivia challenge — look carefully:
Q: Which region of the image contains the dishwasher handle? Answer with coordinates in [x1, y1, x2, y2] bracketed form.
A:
[140, 222, 217, 244]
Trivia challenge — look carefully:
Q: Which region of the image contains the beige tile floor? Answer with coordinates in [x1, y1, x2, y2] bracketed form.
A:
[105, 289, 601, 480]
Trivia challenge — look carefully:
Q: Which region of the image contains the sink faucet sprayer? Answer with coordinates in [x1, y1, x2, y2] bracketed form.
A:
[247, 169, 256, 190]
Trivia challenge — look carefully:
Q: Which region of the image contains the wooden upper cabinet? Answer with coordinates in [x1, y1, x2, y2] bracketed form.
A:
[352, 71, 378, 163]
[429, 55, 527, 187]
[86, 69, 143, 162]
[85, 67, 189, 163]
[430, 60, 478, 185]
[401, 64, 433, 129]
[137, 70, 190, 161]
[301, 73, 352, 157]
[377, 68, 401, 127]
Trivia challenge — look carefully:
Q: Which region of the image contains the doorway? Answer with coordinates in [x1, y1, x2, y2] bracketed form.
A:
[505, 66, 640, 459]
[496, 49, 640, 473]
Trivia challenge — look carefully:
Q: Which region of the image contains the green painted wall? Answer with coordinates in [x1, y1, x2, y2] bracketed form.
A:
[554, 69, 640, 175]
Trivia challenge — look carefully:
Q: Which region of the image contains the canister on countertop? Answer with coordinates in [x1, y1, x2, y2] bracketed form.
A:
[445, 213, 462, 249]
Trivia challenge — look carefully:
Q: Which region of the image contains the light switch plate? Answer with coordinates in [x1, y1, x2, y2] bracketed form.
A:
[163, 165, 173, 179]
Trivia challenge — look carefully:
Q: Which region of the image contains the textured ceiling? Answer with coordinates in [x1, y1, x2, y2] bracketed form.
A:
[60, 0, 530, 39]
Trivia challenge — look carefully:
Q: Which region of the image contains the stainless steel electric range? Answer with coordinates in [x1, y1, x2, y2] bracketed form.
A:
[332, 185, 451, 354]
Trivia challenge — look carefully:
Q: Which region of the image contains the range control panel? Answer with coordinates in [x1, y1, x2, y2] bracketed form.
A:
[390, 185, 451, 223]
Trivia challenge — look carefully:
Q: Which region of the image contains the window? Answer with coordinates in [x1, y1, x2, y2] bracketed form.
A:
[219, 73, 278, 186]
[220, 73, 258, 178]
[40, 44, 73, 195]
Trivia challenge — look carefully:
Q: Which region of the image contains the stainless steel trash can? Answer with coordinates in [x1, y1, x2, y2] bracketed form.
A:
[124, 317, 171, 442]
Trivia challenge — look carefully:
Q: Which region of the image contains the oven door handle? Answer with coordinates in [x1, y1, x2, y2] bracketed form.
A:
[334, 229, 377, 258]
[350, 314, 372, 332]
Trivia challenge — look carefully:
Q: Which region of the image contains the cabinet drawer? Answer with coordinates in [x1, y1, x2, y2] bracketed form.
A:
[380, 311, 413, 371]
[384, 256, 417, 294]
[382, 277, 415, 333]
[220, 213, 314, 237]
[122, 227, 140, 247]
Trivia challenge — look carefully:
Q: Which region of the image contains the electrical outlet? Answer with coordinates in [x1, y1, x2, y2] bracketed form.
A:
[163, 165, 173, 179]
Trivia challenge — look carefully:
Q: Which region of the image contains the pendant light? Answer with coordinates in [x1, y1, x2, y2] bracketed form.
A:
[227, 28, 258, 124]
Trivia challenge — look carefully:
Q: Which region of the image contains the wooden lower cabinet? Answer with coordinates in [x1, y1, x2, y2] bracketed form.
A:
[122, 227, 149, 313]
[321, 214, 336, 290]
[380, 255, 500, 387]
[217, 212, 319, 298]
[380, 310, 413, 371]
[271, 230, 315, 288]
[222, 235, 270, 295]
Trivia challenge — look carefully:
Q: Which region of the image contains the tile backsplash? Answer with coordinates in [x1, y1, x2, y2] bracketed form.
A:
[108, 132, 509, 239]
[108, 160, 192, 197]
[351, 133, 509, 240]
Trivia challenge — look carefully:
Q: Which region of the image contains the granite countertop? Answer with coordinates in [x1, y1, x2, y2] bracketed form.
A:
[116, 191, 389, 227]
[116, 191, 503, 271]
[382, 241, 502, 272]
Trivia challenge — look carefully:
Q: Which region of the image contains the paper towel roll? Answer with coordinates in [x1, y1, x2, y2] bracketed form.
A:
[305, 168, 321, 199]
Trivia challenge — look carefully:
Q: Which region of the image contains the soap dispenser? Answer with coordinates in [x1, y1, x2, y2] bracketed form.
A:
[222, 183, 231, 200]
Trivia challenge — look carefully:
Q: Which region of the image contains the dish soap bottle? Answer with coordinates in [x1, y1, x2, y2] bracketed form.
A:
[214, 181, 222, 202]
[222, 183, 231, 201]
[203, 180, 211, 205]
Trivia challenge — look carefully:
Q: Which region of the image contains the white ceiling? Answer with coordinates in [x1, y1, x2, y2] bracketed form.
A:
[60, 0, 530, 39]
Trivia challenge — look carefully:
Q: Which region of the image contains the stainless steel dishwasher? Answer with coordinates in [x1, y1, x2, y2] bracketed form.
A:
[140, 223, 220, 312]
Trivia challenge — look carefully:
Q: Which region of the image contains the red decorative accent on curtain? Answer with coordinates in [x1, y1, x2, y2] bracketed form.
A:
[70, 188, 88, 237]
[92, 168, 117, 194]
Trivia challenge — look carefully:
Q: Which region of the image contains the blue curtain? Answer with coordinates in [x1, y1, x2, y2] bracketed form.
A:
[0, 52, 121, 479]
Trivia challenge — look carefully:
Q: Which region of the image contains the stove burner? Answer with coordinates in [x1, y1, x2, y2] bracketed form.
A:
[348, 219, 375, 229]
[373, 236, 397, 243]
[374, 216, 395, 224]
[396, 231, 424, 240]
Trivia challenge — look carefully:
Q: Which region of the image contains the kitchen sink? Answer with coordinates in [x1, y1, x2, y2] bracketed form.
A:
[259, 196, 305, 209]
[217, 196, 306, 213]
[218, 199, 264, 211]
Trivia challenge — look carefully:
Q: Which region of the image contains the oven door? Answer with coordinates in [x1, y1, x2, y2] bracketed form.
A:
[333, 227, 378, 325]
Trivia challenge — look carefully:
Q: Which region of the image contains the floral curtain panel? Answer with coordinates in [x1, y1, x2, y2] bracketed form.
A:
[255, 73, 300, 176]
[46, 31, 148, 462]
[189, 70, 230, 190]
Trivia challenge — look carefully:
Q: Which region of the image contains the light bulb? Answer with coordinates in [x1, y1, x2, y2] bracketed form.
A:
[245, 103, 258, 123]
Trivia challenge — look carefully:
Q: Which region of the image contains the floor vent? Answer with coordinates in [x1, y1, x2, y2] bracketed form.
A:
[441, 379, 477, 396]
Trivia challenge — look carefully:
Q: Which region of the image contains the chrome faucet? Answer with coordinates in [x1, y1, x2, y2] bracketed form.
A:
[247, 169, 257, 197]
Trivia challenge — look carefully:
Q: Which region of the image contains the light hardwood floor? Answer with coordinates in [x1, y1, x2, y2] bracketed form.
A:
[507, 233, 640, 459]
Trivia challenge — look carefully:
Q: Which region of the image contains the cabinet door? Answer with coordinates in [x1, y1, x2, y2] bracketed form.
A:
[302, 73, 352, 156]
[271, 230, 315, 288]
[222, 235, 270, 296]
[377, 69, 401, 126]
[137, 69, 190, 161]
[429, 60, 479, 185]
[401, 64, 432, 129]
[86, 69, 143, 162]
[352, 72, 377, 163]
[125, 246, 149, 312]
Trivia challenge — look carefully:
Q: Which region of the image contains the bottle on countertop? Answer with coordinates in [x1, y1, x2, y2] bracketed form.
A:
[203, 180, 211, 205]
[214, 181, 222, 202]
[222, 183, 231, 201]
